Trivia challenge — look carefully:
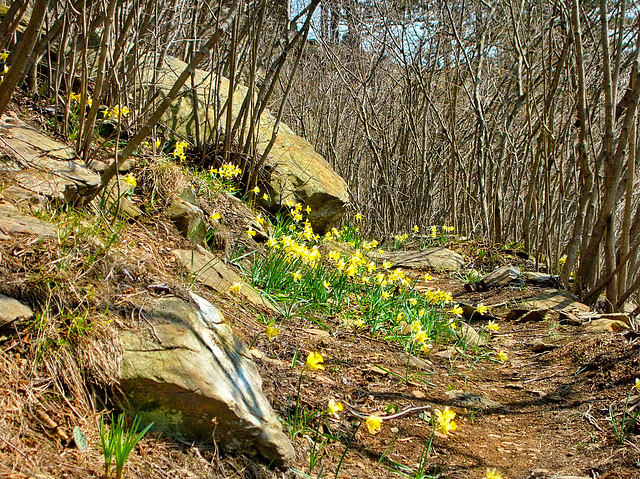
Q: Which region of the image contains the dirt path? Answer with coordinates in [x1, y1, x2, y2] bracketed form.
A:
[246, 277, 640, 479]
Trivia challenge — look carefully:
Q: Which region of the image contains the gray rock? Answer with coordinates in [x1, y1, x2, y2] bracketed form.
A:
[119, 294, 294, 467]
[479, 265, 521, 289]
[146, 56, 349, 233]
[166, 197, 207, 244]
[0, 203, 56, 238]
[0, 294, 33, 328]
[0, 113, 100, 205]
[379, 247, 465, 271]
[521, 271, 560, 286]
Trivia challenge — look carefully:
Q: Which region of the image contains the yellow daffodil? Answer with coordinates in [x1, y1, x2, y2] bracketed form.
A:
[305, 352, 325, 371]
[323, 280, 331, 290]
[365, 415, 382, 434]
[496, 350, 508, 362]
[265, 323, 279, 341]
[354, 319, 365, 329]
[408, 298, 418, 306]
[423, 273, 432, 281]
[413, 225, 419, 232]
[410, 320, 422, 334]
[345, 264, 358, 277]
[434, 406, 457, 436]
[396, 312, 405, 321]
[210, 212, 221, 222]
[305, 205, 311, 213]
[476, 303, 489, 315]
[485, 468, 502, 479]
[0, 51, 8, 61]
[215, 163, 242, 178]
[154, 139, 161, 149]
[377, 249, 385, 255]
[250, 186, 260, 194]
[291, 271, 302, 282]
[123, 174, 137, 188]
[247, 229, 257, 237]
[172, 140, 188, 160]
[420, 342, 433, 354]
[414, 331, 429, 344]
[382, 261, 392, 269]
[104, 104, 130, 120]
[487, 320, 499, 332]
[381, 291, 391, 300]
[355, 213, 363, 221]
[230, 283, 243, 293]
[418, 308, 425, 317]
[262, 193, 270, 201]
[448, 305, 463, 316]
[266, 238, 278, 248]
[635, 378, 640, 392]
[326, 399, 343, 418]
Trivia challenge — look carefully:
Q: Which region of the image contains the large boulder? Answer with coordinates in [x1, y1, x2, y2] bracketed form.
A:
[119, 293, 294, 467]
[146, 56, 349, 233]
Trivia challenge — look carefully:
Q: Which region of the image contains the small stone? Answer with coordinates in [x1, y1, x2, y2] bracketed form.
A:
[446, 389, 505, 411]
[479, 265, 521, 290]
[412, 389, 425, 398]
[366, 365, 389, 376]
[0, 294, 34, 328]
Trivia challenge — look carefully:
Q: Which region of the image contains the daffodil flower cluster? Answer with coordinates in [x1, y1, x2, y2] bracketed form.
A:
[103, 104, 130, 120]
[270, 235, 322, 266]
[211, 163, 242, 179]
[173, 141, 188, 161]
[423, 289, 454, 304]
[434, 406, 457, 435]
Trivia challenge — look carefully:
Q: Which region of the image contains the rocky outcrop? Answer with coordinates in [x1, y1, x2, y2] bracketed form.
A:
[379, 248, 465, 271]
[119, 293, 294, 467]
[147, 56, 349, 233]
[0, 112, 100, 205]
[0, 202, 56, 239]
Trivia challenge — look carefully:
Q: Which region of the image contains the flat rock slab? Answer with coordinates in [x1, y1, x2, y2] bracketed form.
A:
[524, 290, 590, 314]
[120, 294, 294, 467]
[0, 112, 100, 204]
[0, 294, 33, 328]
[0, 202, 56, 238]
[446, 389, 505, 411]
[380, 247, 464, 271]
[172, 248, 278, 313]
[582, 319, 629, 333]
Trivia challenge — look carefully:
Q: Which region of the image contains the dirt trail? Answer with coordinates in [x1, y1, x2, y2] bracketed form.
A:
[247, 275, 640, 479]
